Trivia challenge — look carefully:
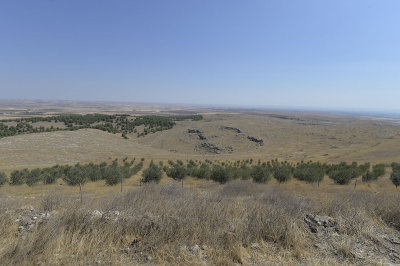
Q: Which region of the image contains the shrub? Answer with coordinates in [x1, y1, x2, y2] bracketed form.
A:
[0, 172, 8, 186]
[141, 161, 163, 183]
[251, 165, 271, 183]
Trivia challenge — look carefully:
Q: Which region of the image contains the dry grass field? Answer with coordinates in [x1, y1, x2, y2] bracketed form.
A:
[1, 100, 400, 265]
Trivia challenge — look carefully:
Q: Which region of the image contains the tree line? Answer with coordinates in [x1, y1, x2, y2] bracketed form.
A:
[0, 114, 203, 139]
[1, 159, 399, 194]
[141, 159, 398, 188]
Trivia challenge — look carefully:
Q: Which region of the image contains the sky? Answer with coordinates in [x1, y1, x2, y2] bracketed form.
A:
[1, 0, 400, 112]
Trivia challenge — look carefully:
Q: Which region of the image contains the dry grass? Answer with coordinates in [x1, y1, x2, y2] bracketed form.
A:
[1, 181, 400, 265]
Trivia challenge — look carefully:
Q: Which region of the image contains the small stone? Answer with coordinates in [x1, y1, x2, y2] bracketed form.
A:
[146, 255, 152, 261]
[91, 210, 102, 218]
[32, 216, 37, 220]
[191, 244, 200, 253]
[201, 245, 208, 250]
[314, 243, 322, 249]
[251, 242, 260, 249]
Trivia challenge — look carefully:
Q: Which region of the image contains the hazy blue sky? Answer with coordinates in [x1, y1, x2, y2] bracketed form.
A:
[1, 1, 399, 111]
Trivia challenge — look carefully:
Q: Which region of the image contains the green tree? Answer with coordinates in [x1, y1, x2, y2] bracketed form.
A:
[372, 164, 386, 178]
[141, 161, 163, 183]
[210, 165, 232, 184]
[293, 163, 324, 186]
[104, 166, 123, 186]
[63, 164, 87, 202]
[273, 165, 292, 184]
[390, 165, 400, 188]
[10, 169, 29, 185]
[193, 163, 211, 180]
[328, 169, 352, 185]
[0, 172, 8, 186]
[26, 168, 42, 187]
[251, 165, 271, 183]
[166, 164, 187, 180]
[41, 169, 58, 184]
[362, 171, 377, 183]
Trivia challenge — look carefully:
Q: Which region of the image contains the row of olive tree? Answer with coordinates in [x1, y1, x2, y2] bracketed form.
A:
[2, 159, 143, 201]
[141, 159, 395, 188]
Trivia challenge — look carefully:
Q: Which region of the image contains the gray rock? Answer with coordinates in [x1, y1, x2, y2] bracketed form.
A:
[305, 213, 336, 233]
[247, 136, 264, 146]
[197, 142, 222, 154]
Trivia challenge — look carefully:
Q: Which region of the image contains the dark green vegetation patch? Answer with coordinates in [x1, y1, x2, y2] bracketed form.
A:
[0, 114, 203, 138]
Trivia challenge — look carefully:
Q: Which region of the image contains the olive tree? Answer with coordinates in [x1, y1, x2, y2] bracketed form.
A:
[141, 161, 163, 184]
[63, 164, 87, 202]
[0, 172, 8, 186]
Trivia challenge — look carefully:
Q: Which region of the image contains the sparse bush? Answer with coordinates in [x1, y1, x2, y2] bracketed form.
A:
[41, 190, 66, 211]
